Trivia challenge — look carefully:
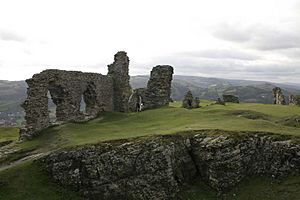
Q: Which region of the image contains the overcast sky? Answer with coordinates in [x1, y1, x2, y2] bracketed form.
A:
[0, 0, 299, 83]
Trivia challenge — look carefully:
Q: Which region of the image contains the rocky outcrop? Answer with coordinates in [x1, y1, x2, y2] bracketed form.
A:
[38, 130, 300, 199]
[289, 94, 300, 106]
[182, 91, 200, 109]
[273, 87, 286, 105]
[108, 51, 132, 112]
[223, 94, 239, 103]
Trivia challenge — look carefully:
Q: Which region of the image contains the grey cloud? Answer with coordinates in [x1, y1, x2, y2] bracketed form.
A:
[0, 30, 26, 42]
[275, 48, 300, 60]
[177, 49, 260, 61]
[152, 54, 300, 83]
[213, 23, 300, 51]
[213, 23, 251, 43]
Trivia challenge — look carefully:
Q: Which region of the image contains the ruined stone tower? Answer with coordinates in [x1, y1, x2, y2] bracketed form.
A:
[128, 65, 174, 111]
[272, 87, 286, 105]
[108, 51, 132, 112]
[20, 52, 174, 140]
[143, 65, 174, 109]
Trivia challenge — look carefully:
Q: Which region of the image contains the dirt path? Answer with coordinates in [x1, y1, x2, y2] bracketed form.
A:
[0, 153, 44, 172]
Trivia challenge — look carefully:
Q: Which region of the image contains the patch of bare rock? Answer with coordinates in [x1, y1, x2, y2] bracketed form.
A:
[37, 130, 300, 200]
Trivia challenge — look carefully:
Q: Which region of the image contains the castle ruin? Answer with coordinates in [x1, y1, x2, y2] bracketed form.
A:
[128, 65, 174, 111]
[20, 52, 174, 139]
[272, 87, 286, 105]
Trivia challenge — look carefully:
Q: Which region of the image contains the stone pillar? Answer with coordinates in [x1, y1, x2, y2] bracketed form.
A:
[272, 87, 286, 105]
[143, 65, 174, 109]
[108, 51, 132, 112]
[20, 77, 50, 139]
[182, 90, 200, 109]
[222, 94, 239, 103]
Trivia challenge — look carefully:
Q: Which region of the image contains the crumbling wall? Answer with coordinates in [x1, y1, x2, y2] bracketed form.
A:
[128, 65, 174, 111]
[20, 70, 114, 139]
[108, 51, 132, 112]
[20, 51, 133, 139]
[144, 65, 173, 109]
[289, 94, 300, 106]
[128, 88, 146, 112]
[273, 87, 286, 105]
[223, 94, 239, 103]
[182, 90, 200, 109]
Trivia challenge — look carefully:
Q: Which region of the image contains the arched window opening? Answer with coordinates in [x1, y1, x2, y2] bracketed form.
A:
[47, 91, 57, 123]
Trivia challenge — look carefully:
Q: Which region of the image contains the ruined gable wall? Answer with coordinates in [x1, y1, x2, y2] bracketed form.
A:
[20, 69, 113, 139]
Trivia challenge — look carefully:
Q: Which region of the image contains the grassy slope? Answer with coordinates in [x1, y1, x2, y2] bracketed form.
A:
[0, 127, 19, 143]
[179, 176, 300, 200]
[0, 161, 81, 200]
[0, 101, 300, 199]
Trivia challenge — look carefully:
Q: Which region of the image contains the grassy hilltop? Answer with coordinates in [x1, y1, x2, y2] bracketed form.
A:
[0, 100, 300, 199]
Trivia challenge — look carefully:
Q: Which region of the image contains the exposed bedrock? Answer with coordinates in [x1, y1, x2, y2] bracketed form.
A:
[38, 131, 300, 200]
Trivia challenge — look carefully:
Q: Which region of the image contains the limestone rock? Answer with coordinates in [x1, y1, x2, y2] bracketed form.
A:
[182, 91, 200, 109]
[273, 87, 286, 105]
[222, 94, 239, 103]
[38, 131, 300, 199]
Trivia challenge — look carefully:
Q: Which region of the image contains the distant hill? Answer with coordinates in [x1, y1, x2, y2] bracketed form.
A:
[1, 76, 300, 126]
[131, 75, 300, 103]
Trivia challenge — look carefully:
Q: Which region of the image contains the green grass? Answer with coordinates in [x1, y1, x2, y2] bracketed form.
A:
[1, 101, 300, 200]
[0, 161, 82, 200]
[179, 176, 300, 200]
[0, 127, 19, 143]
[2, 100, 300, 164]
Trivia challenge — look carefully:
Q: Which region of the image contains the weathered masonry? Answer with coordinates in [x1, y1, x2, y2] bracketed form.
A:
[128, 65, 174, 111]
[20, 52, 174, 139]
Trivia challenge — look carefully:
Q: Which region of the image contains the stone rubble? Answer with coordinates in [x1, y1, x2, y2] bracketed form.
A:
[222, 94, 239, 103]
[182, 90, 200, 109]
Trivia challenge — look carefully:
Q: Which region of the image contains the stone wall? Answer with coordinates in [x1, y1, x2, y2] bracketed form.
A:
[20, 51, 133, 140]
[108, 51, 132, 112]
[223, 94, 239, 103]
[128, 65, 174, 111]
[20, 70, 114, 139]
[38, 130, 300, 199]
[289, 94, 300, 106]
[182, 90, 200, 109]
[273, 87, 286, 105]
[144, 65, 173, 109]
